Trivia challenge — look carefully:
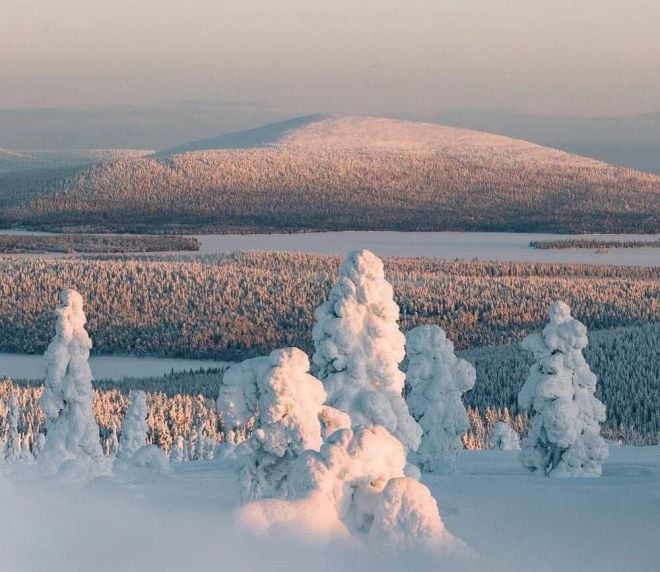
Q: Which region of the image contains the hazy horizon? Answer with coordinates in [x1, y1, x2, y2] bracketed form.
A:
[2, 0, 659, 172]
[2, 0, 659, 116]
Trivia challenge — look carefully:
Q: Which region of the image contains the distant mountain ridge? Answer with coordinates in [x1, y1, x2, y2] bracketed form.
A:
[4, 115, 659, 234]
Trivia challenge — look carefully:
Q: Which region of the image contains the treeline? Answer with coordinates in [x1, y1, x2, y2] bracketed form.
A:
[0, 252, 657, 358]
[530, 238, 660, 250]
[0, 234, 199, 254]
[5, 144, 659, 232]
[0, 378, 223, 459]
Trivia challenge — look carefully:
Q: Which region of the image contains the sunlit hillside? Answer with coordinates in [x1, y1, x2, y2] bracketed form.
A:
[5, 116, 658, 233]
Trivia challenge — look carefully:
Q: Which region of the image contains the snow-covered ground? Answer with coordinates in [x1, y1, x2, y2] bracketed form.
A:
[1, 446, 657, 572]
[194, 231, 660, 266]
[1, 230, 659, 265]
[0, 352, 226, 381]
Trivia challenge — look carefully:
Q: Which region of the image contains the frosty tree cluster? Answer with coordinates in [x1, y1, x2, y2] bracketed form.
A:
[0, 249, 612, 554]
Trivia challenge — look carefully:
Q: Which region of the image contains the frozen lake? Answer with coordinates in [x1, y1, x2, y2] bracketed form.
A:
[0, 352, 227, 381]
[195, 231, 660, 266]
[1, 229, 658, 266]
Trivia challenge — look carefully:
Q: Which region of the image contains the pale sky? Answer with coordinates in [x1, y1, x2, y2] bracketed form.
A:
[1, 0, 659, 116]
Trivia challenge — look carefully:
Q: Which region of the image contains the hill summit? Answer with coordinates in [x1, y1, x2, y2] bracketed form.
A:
[6, 115, 659, 234]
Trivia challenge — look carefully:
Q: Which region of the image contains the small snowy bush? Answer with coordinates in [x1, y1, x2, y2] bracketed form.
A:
[489, 421, 521, 451]
[406, 325, 475, 473]
[518, 301, 608, 477]
[312, 249, 421, 452]
[217, 347, 326, 501]
[39, 289, 110, 481]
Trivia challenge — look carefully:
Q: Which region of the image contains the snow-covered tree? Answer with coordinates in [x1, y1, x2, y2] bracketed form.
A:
[118, 390, 148, 460]
[217, 347, 327, 501]
[169, 435, 186, 463]
[115, 389, 168, 473]
[4, 394, 22, 463]
[518, 301, 608, 477]
[33, 433, 46, 459]
[405, 325, 475, 473]
[312, 250, 421, 452]
[265, 424, 456, 552]
[106, 424, 119, 457]
[489, 421, 521, 451]
[38, 289, 110, 480]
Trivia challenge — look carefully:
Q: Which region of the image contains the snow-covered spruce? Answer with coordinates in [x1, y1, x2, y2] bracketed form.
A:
[518, 301, 608, 477]
[240, 425, 457, 552]
[118, 390, 148, 459]
[116, 389, 168, 473]
[217, 347, 326, 501]
[169, 435, 186, 463]
[489, 421, 521, 451]
[405, 325, 475, 473]
[39, 289, 110, 481]
[312, 250, 421, 452]
[4, 394, 24, 463]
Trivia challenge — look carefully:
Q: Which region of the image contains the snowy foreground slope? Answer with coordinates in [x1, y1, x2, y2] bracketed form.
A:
[1, 446, 658, 572]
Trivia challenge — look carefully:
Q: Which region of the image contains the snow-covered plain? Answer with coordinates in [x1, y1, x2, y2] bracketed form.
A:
[1, 229, 658, 265]
[194, 231, 660, 266]
[0, 352, 227, 381]
[1, 446, 657, 572]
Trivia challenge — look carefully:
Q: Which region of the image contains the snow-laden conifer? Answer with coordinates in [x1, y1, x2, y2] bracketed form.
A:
[169, 435, 186, 463]
[518, 301, 608, 477]
[118, 390, 148, 460]
[217, 347, 326, 501]
[489, 421, 521, 451]
[39, 289, 109, 480]
[312, 250, 421, 452]
[4, 394, 23, 463]
[405, 325, 475, 473]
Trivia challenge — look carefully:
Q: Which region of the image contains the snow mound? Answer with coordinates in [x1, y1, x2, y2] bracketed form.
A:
[240, 425, 459, 554]
[313, 249, 421, 452]
[369, 477, 450, 552]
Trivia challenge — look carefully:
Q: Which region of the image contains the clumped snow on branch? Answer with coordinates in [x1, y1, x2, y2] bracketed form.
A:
[518, 301, 608, 477]
[39, 289, 110, 481]
[405, 325, 475, 473]
[217, 348, 327, 501]
[312, 250, 421, 452]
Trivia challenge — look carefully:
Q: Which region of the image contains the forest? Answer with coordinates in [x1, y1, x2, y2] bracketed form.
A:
[0, 234, 199, 254]
[4, 144, 659, 233]
[0, 252, 657, 358]
[2, 320, 657, 463]
[530, 238, 660, 249]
